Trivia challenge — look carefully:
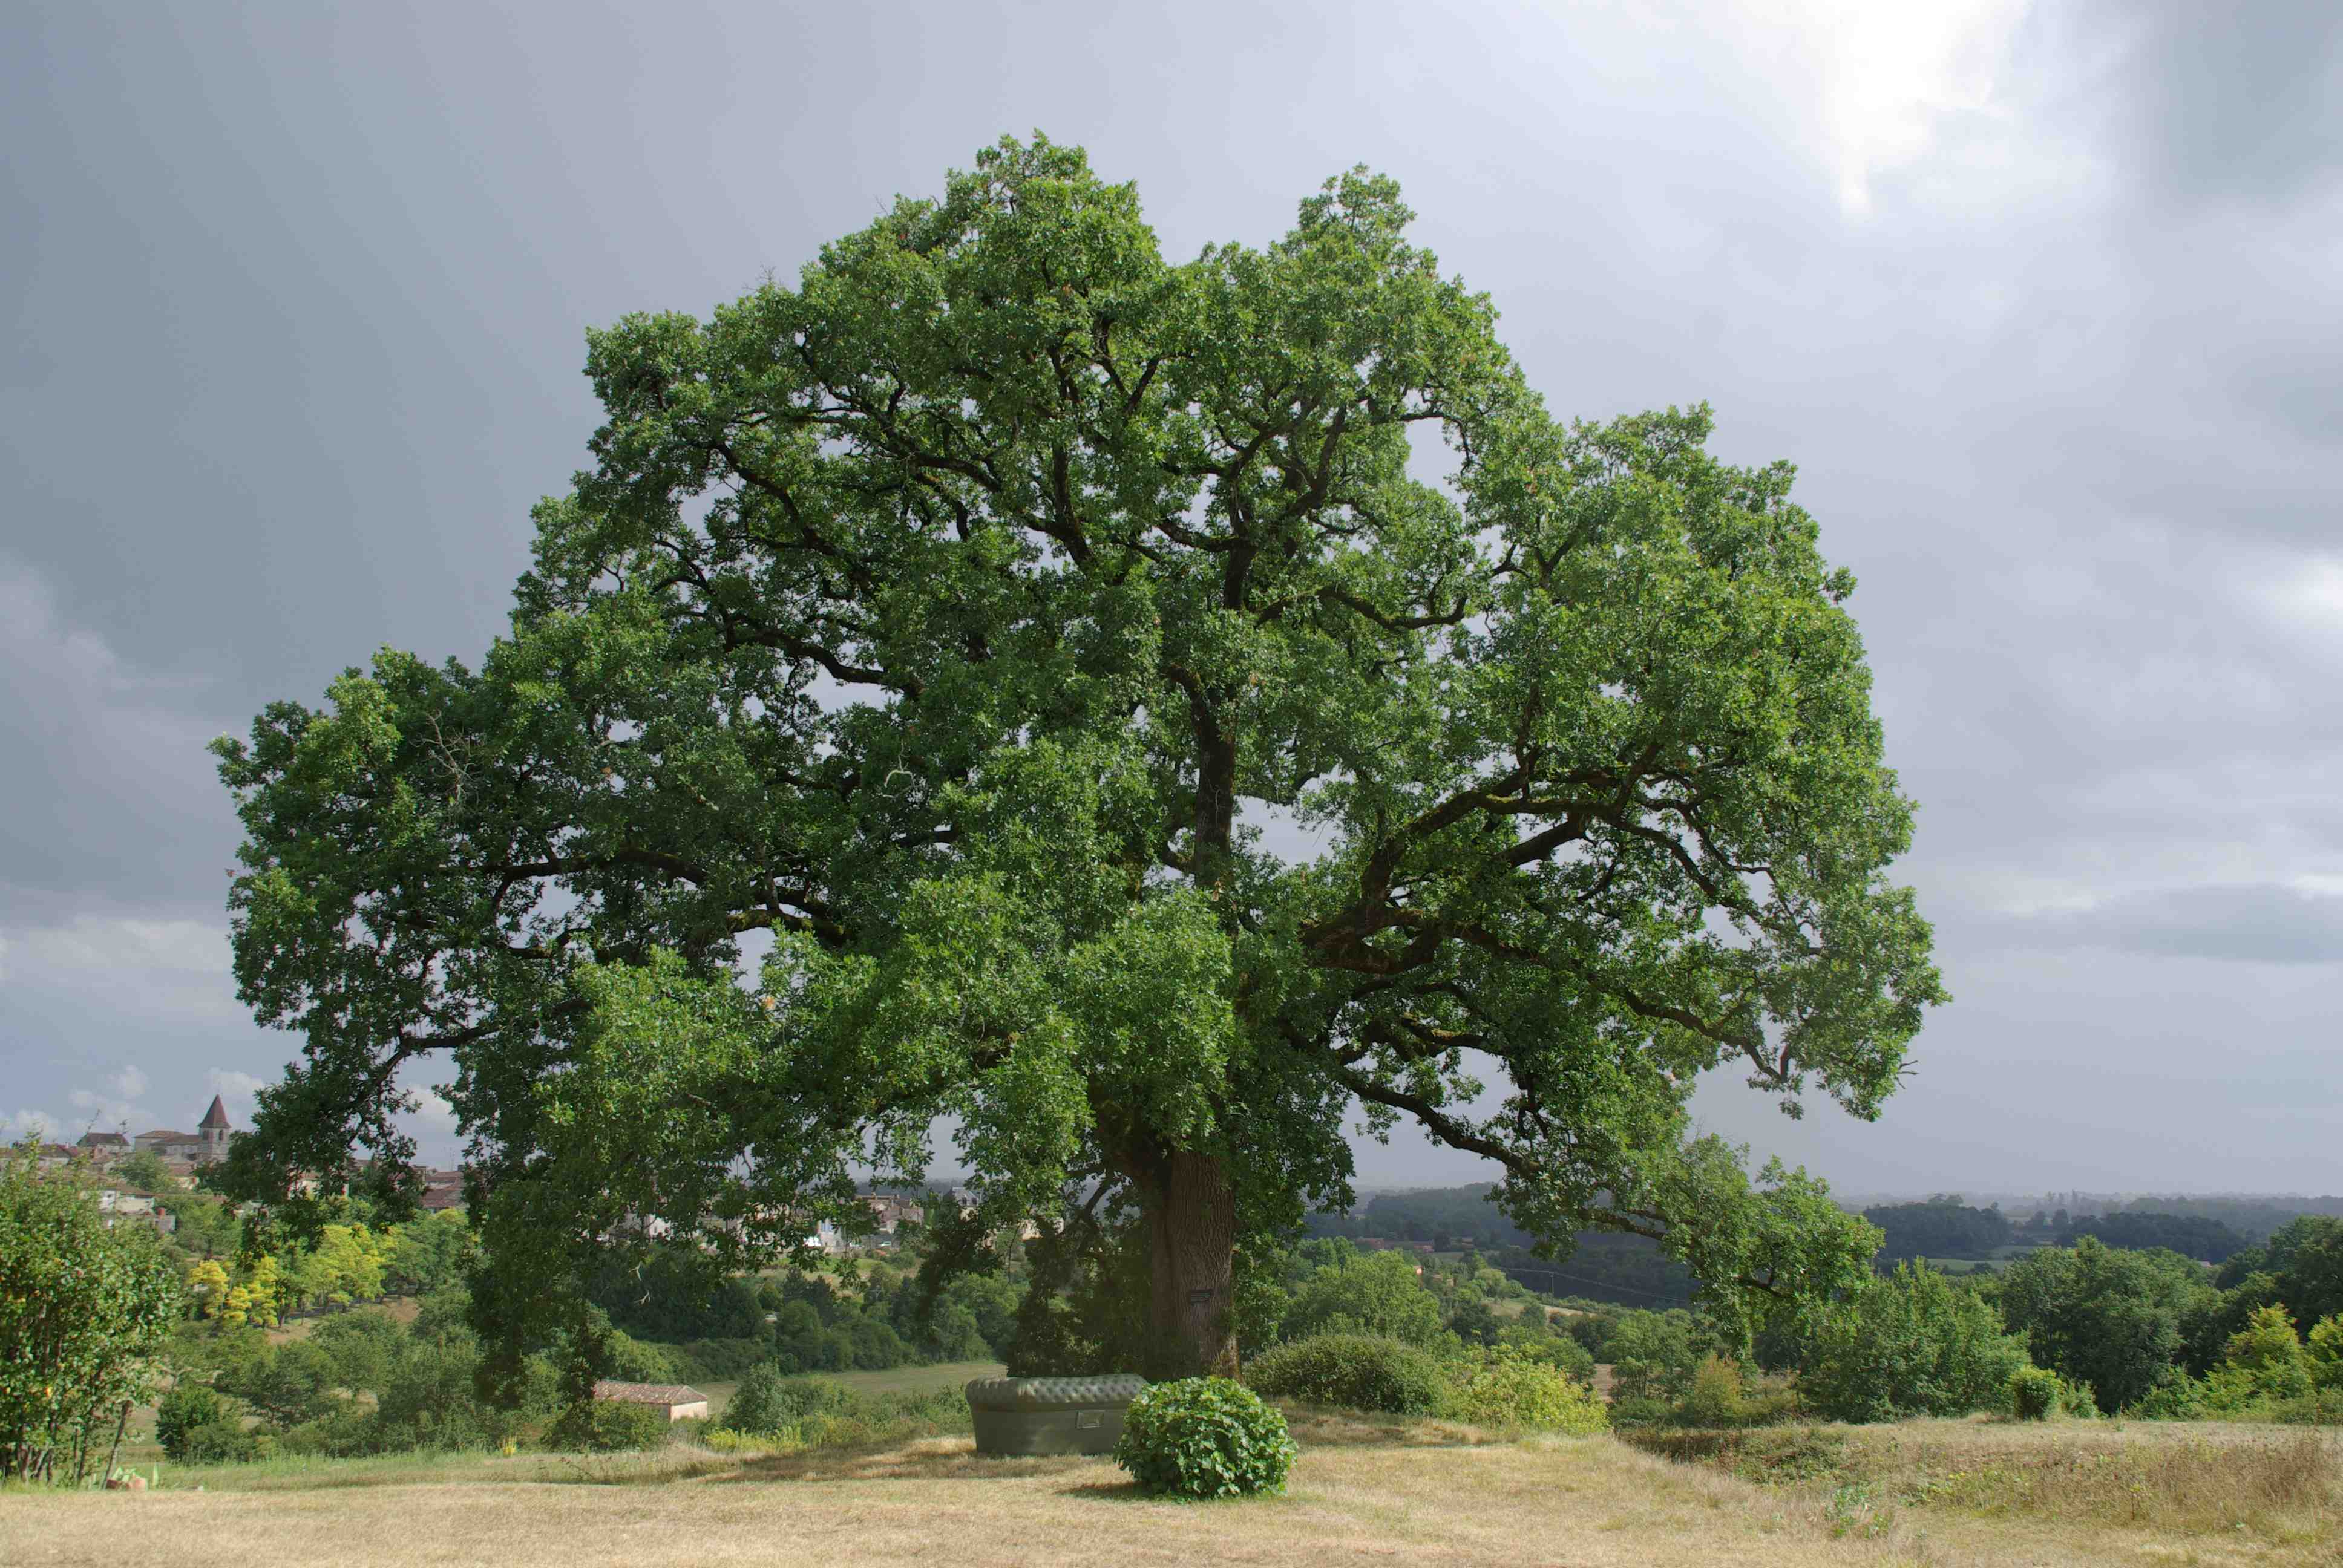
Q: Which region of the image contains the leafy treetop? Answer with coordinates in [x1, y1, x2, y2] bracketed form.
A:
[212, 135, 1938, 1374]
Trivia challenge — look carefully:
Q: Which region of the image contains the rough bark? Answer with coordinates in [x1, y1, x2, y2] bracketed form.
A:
[1136, 1149, 1239, 1380]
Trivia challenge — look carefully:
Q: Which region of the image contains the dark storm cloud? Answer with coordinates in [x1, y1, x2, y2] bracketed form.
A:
[5, 0, 2342, 1192]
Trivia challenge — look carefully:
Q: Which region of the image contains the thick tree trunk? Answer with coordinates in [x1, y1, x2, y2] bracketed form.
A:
[1138, 1150, 1239, 1380]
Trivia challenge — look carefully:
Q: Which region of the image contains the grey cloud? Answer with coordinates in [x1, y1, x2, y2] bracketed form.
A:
[2017, 883, 2343, 965]
[2111, 4, 2343, 206]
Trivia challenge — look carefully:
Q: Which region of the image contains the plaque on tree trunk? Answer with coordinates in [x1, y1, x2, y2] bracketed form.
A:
[1188, 1287, 1215, 1304]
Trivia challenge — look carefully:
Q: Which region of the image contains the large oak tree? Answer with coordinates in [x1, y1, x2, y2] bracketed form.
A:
[214, 137, 1941, 1379]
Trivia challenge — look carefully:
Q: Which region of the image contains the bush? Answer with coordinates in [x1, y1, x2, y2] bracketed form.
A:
[1446, 1351, 1607, 1433]
[2126, 1370, 2208, 1421]
[723, 1367, 852, 1436]
[2008, 1365, 2060, 1420]
[155, 1384, 229, 1458]
[600, 1329, 681, 1385]
[715, 1373, 969, 1450]
[1679, 1354, 1753, 1428]
[545, 1397, 671, 1452]
[1115, 1377, 1296, 1499]
[2266, 1388, 2343, 1425]
[1242, 1333, 1449, 1416]
[174, 1419, 265, 1464]
[2, 1149, 182, 1481]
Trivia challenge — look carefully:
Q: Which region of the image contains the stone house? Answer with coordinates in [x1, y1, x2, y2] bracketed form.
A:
[592, 1382, 710, 1421]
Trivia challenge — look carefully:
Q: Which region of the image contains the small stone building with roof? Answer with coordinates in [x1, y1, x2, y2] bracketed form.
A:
[592, 1381, 710, 1422]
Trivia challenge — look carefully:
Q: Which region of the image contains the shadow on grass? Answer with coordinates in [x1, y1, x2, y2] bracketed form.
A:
[1280, 1408, 1513, 1449]
[700, 1437, 1101, 1488]
[1050, 1477, 1299, 1509]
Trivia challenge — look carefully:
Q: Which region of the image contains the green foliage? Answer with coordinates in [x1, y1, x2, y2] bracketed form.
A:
[1599, 1310, 1704, 1403]
[1863, 1197, 2011, 1264]
[1492, 1321, 1598, 1382]
[1679, 1354, 1755, 1428]
[2208, 1305, 2314, 1406]
[723, 1368, 854, 1436]
[367, 1333, 520, 1451]
[159, 1195, 241, 1261]
[2307, 1314, 2343, 1390]
[1002, 1210, 1156, 1376]
[2006, 1365, 2078, 1421]
[112, 1149, 177, 1194]
[1, 1149, 183, 1481]
[209, 136, 1942, 1379]
[600, 1328, 681, 1384]
[1282, 1251, 1450, 1347]
[309, 1308, 405, 1394]
[1996, 1238, 2213, 1412]
[1797, 1264, 2028, 1423]
[711, 1379, 971, 1451]
[2123, 1369, 2208, 1421]
[1445, 1350, 1607, 1433]
[2063, 1212, 2246, 1264]
[585, 1246, 766, 1343]
[155, 1383, 230, 1457]
[217, 1339, 339, 1428]
[174, 1417, 266, 1464]
[384, 1210, 476, 1295]
[1242, 1333, 1450, 1416]
[667, 1337, 770, 1383]
[546, 1397, 671, 1452]
[2223, 1217, 2343, 1328]
[1115, 1377, 1296, 1499]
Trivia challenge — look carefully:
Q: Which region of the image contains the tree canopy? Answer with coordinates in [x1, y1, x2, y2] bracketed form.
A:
[212, 135, 1941, 1376]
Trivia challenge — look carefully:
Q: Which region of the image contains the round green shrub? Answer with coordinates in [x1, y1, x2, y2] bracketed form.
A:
[545, 1397, 670, 1452]
[1446, 1351, 1608, 1433]
[1242, 1333, 1448, 1416]
[1113, 1377, 1296, 1499]
[155, 1383, 228, 1459]
[2008, 1365, 2059, 1420]
[175, 1418, 265, 1464]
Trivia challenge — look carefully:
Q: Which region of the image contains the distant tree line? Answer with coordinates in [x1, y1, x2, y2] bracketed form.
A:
[1861, 1195, 2254, 1267]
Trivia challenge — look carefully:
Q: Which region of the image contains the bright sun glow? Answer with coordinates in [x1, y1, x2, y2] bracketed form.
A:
[1733, 0, 2031, 214]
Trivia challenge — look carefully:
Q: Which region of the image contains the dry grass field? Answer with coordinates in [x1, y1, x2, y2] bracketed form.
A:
[2, 1414, 2334, 1568]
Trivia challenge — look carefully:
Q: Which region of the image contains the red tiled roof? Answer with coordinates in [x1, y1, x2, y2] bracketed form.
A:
[200, 1095, 232, 1129]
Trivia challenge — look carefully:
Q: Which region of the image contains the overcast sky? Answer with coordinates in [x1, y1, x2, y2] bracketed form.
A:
[4, 1, 2339, 1200]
